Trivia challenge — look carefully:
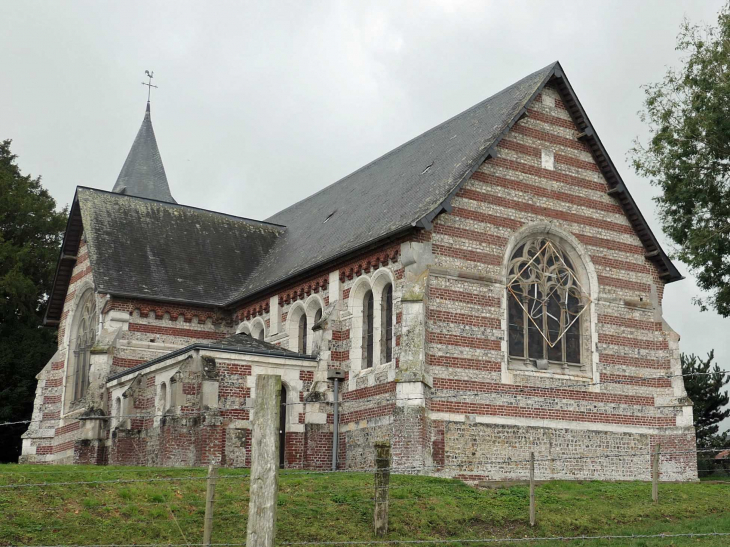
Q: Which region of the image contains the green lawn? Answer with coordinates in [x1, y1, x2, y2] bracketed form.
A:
[1, 465, 729, 546]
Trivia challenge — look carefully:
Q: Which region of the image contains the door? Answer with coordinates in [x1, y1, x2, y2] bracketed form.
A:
[279, 385, 287, 467]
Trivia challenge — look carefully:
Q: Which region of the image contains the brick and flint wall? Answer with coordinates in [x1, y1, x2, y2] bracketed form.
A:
[424, 85, 696, 481]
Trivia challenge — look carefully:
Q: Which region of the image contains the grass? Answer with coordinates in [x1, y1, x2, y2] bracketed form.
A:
[1, 465, 729, 546]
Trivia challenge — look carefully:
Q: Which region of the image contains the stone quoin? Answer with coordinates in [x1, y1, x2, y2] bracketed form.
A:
[21, 62, 697, 481]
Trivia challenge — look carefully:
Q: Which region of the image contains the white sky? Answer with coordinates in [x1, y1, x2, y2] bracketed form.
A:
[2, 1, 728, 430]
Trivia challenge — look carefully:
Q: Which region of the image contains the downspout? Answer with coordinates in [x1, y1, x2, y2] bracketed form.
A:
[327, 369, 345, 470]
[332, 377, 339, 471]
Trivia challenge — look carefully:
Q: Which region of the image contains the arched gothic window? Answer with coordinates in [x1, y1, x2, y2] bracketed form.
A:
[507, 239, 587, 366]
[298, 314, 307, 353]
[381, 284, 393, 363]
[362, 290, 374, 368]
[314, 308, 322, 325]
[70, 290, 97, 402]
[256, 330, 264, 341]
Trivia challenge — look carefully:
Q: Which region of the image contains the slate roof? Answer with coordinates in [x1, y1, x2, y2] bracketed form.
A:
[112, 102, 177, 203]
[230, 63, 556, 300]
[44, 61, 681, 324]
[77, 188, 284, 306]
[108, 332, 314, 382]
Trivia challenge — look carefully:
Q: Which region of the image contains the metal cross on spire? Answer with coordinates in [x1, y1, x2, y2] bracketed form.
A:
[141, 70, 158, 102]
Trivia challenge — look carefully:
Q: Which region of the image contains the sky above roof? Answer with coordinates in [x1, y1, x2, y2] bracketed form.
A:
[2, 0, 728, 429]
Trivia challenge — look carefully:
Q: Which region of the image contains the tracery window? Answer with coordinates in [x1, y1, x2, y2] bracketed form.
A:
[507, 239, 589, 366]
[363, 290, 374, 368]
[70, 290, 97, 402]
[381, 284, 393, 363]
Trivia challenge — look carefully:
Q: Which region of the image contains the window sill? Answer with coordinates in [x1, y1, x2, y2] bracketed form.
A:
[61, 406, 87, 421]
[353, 360, 394, 380]
[508, 358, 589, 380]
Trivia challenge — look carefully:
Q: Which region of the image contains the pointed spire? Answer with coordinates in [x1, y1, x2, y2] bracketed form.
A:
[112, 101, 176, 203]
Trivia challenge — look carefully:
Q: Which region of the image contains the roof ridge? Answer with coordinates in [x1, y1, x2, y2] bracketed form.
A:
[77, 186, 286, 229]
[266, 62, 558, 223]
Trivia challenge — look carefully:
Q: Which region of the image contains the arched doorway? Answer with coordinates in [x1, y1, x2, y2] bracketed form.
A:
[279, 385, 287, 467]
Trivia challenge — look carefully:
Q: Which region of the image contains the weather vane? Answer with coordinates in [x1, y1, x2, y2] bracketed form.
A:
[141, 70, 158, 102]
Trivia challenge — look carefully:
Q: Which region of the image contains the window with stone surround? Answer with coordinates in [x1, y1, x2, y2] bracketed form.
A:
[380, 283, 393, 363]
[298, 314, 308, 353]
[506, 237, 591, 374]
[66, 289, 97, 406]
[288, 296, 323, 354]
[363, 290, 374, 368]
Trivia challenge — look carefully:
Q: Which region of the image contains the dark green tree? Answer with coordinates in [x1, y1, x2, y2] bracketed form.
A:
[630, 3, 730, 316]
[681, 350, 729, 449]
[0, 139, 67, 462]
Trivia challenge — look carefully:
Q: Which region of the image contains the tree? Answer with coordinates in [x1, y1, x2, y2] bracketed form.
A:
[630, 3, 730, 316]
[0, 139, 67, 462]
[681, 350, 729, 448]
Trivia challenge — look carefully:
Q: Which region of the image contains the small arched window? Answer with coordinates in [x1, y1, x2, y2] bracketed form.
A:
[71, 290, 97, 402]
[256, 330, 264, 341]
[381, 284, 393, 363]
[507, 238, 586, 365]
[363, 290, 374, 368]
[298, 314, 307, 353]
[314, 308, 322, 325]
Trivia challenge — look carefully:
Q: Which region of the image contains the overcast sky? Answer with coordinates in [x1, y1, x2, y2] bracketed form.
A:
[3, 1, 728, 429]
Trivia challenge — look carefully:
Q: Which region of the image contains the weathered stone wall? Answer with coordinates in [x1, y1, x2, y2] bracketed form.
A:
[21, 238, 97, 464]
[436, 421, 695, 482]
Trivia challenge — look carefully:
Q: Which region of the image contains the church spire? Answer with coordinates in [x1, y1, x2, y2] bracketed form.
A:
[112, 72, 176, 203]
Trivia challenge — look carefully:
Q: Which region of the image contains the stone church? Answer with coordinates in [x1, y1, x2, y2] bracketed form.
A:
[21, 62, 698, 481]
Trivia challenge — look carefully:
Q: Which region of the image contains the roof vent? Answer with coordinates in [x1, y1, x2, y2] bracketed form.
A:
[323, 210, 336, 224]
[421, 162, 434, 175]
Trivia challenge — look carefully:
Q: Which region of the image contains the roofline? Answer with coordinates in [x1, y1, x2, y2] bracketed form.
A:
[95, 290, 229, 309]
[414, 61, 682, 283]
[108, 341, 316, 382]
[415, 62, 559, 231]
[265, 64, 561, 226]
[223, 225, 417, 309]
[549, 64, 682, 283]
[76, 186, 287, 229]
[44, 189, 87, 326]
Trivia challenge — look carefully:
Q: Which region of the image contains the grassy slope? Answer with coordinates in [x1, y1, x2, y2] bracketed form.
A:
[1, 465, 729, 546]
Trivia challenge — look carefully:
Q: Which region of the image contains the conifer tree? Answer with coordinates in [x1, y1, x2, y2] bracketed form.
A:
[681, 350, 729, 448]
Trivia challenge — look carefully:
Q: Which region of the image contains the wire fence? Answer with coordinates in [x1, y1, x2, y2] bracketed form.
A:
[1, 443, 730, 547]
[3, 369, 730, 545]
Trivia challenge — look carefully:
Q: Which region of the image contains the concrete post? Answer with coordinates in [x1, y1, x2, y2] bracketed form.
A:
[246, 375, 281, 547]
[529, 452, 536, 526]
[203, 464, 218, 547]
[652, 444, 660, 504]
[374, 441, 391, 537]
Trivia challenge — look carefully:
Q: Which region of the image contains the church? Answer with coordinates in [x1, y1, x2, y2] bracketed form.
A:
[21, 62, 698, 481]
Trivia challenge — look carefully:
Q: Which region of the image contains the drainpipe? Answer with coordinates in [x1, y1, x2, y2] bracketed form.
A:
[327, 369, 345, 470]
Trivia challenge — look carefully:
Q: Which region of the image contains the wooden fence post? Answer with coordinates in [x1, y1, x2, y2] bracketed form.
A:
[203, 464, 218, 547]
[652, 444, 660, 504]
[529, 451, 536, 526]
[246, 374, 281, 547]
[374, 441, 391, 537]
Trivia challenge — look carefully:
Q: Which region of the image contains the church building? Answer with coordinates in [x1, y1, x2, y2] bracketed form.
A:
[21, 62, 698, 481]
